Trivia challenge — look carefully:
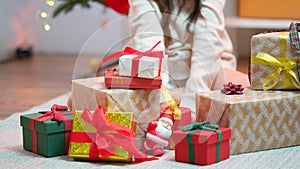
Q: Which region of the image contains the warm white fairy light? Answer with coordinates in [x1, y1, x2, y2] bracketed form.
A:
[46, 0, 55, 7]
[40, 12, 48, 18]
[44, 23, 51, 31]
[40, 0, 54, 31]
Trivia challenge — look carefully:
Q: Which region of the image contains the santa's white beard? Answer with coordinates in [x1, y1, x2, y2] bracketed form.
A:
[155, 121, 172, 138]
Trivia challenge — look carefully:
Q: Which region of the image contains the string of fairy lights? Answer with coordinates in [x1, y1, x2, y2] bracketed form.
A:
[39, 0, 55, 31]
[38, 0, 110, 31]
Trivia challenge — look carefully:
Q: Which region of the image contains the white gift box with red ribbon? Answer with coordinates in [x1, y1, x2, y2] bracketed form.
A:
[119, 54, 161, 79]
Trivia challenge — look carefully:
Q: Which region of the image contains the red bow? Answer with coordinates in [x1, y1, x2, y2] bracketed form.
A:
[37, 104, 69, 122]
[81, 105, 157, 162]
[30, 104, 72, 154]
[221, 82, 244, 95]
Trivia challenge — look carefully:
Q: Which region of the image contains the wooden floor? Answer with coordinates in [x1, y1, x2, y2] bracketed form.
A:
[0, 53, 78, 120]
[0, 53, 249, 120]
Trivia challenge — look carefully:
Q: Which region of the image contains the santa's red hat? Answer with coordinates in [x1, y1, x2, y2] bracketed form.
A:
[159, 113, 174, 125]
[103, 0, 130, 14]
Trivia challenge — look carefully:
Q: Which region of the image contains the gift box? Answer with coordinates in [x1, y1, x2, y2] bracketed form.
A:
[117, 42, 163, 79]
[172, 107, 192, 131]
[239, 0, 300, 19]
[119, 53, 162, 79]
[68, 108, 138, 162]
[102, 41, 164, 79]
[104, 68, 162, 89]
[71, 76, 160, 147]
[173, 122, 231, 165]
[20, 105, 73, 157]
[164, 106, 192, 150]
[196, 88, 300, 154]
[250, 31, 300, 90]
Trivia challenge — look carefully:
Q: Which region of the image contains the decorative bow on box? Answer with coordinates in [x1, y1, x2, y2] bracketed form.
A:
[70, 105, 157, 163]
[221, 82, 244, 95]
[37, 104, 70, 122]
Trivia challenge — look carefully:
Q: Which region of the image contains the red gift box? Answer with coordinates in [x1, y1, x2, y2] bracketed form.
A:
[173, 122, 231, 165]
[104, 68, 162, 89]
[172, 107, 191, 130]
[162, 106, 192, 149]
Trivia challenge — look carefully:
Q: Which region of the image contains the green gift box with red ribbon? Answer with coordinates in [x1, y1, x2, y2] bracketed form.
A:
[20, 104, 73, 157]
[173, 122, 231, 165]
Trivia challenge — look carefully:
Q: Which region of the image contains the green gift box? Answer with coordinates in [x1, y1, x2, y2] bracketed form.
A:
[20, 105, 73, 157]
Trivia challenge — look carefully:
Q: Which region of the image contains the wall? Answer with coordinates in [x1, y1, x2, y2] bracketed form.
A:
[1, 0, 249, 61]
[0, 1, 127, 61]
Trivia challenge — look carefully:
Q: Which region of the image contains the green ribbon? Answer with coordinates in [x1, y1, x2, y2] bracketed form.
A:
[180, 122, 222, 163]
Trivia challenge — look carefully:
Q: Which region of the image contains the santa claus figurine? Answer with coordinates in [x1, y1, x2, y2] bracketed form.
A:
[142, 113, 174, 156]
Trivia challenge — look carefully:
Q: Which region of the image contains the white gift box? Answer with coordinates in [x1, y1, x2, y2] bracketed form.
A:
[119, 54, 161, 79]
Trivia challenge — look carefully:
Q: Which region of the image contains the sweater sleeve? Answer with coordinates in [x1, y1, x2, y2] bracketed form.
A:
[127, 0, 169, 86]
[180, 0, 236, 113]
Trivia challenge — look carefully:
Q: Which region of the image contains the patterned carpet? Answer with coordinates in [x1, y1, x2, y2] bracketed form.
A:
[0, 93, 299, 169]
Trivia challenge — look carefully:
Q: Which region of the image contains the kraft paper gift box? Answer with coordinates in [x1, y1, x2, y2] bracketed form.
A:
[68, 109, 137, 162]
[250, 31, 300, 90]
[20, 105, 73, 157]
[71, 76, 160, 147]
[196, 88, 300, 155]
[104, 68, 162, 89]
[173, 122, 231, 165]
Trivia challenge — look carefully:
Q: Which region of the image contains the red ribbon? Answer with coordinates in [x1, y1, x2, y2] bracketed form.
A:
[102, 41, 163, 77]
[29, 104, 72, 153]
[71, 105, 157, 162]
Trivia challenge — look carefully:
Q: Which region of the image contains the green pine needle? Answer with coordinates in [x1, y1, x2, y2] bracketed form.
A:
[52, 0, 107, 18]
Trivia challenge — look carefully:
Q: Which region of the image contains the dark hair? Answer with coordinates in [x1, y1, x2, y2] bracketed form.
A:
[153, 0, 202, 46]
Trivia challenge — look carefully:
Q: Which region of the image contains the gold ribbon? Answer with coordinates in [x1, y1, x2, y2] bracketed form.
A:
[160, 86, 181, 120]
[251, 53, 299, 90]
[251, 32, 300, 90]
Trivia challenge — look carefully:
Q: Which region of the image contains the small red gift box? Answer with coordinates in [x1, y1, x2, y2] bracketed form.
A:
[172, 107, 191, 131]
[161, 106, 192, 149]
[173, 122, 231, 165]
[104, 68, 162, 89]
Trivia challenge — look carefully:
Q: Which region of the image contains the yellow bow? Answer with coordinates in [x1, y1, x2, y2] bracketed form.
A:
[251, 52, 300, 90]
[160, 86, 181, 120]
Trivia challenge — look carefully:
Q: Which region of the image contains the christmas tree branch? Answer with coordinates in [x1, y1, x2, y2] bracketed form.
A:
[52, 0, 107, 18]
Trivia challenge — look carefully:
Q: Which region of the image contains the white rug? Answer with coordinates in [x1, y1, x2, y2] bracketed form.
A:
[1, 92, 300, 169]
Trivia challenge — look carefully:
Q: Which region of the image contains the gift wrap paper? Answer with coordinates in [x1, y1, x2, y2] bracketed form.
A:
[68, 111, 136, 162]
[72, 77, 160, 146]
[196, 88, 300, 155]
[250, 32, 300, 90]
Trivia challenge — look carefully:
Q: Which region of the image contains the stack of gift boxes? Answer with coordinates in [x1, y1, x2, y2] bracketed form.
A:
[20, 23, 300, 166]
[196, 22, 300, 156]
[69, 42, 165, 161]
